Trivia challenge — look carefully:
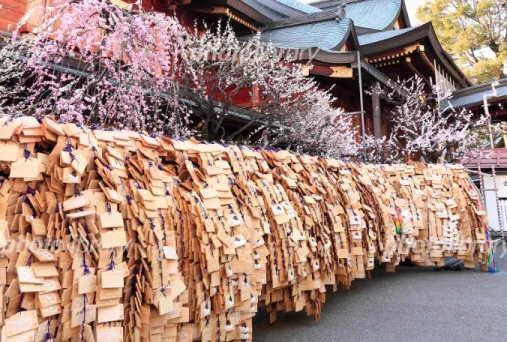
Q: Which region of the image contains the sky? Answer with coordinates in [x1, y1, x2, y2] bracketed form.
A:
[405, 0, 427, 24]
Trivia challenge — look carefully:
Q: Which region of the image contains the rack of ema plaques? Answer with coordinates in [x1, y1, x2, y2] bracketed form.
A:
[0, 116, 489, 342]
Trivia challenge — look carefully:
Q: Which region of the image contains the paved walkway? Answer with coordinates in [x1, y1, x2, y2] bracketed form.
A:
[253, 242, 507, 341]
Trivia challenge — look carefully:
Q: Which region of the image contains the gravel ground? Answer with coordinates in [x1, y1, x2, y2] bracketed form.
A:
[252, 241, 507, 341]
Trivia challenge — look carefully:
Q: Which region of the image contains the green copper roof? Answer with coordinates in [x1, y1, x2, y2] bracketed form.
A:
[274, 0, 322, 14]
[239, 0, 321, 21]
[442, 78, 507, 109]
[240, 0, 287, 21]
[240, 0, 403, 30]
[358, 25, 418, 45]
[346, 0, 402, 30]
[261, 17, 352, 52]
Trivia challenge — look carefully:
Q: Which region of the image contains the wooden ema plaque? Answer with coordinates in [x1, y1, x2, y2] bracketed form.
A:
[0, 116, 489, 341]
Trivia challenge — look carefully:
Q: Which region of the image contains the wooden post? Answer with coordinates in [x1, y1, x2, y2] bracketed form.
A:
[372, 82, 381, 138]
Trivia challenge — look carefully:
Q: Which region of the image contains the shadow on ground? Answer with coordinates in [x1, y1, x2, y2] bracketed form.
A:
[253, 242, 507, 341]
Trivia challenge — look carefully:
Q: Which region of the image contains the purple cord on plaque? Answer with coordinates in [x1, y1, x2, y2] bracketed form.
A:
[80, 250, 91, 341]
[43, 321, 53, 342]
[107, 249, 116, 271]
[80, 294, 89, 341]
[82, 253, 90, 276]
[24, 148, 31, 160]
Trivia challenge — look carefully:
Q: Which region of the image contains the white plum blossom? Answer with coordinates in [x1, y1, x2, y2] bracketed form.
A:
[366, 76, 489, 163]
[185, 21, 314, 141]
[0, 42, 23, 109]
[1, 6, 359, 157]
[185, 21, 358, 157]
[287, 87, 359, 158]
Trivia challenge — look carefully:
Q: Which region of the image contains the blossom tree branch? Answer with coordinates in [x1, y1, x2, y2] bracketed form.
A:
[365, 76, 490, 163]
[1, 0, 194, 136]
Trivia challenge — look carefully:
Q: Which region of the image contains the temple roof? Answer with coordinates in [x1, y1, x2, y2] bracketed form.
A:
[442, 78, 507, 109]
[192, 0, 322, 24]
[263, 10, 337, 30]
[346, 0, 406, 31]
[254, 0, 410, 52]
[193, 0, 408, 31]
[311, 0, 346, 9]
[273, 0, 321, 14]
[360, 22, 471, 87]
[313, 0, 409, 31]
[260, 17, 354, 52]
[192, 0, 469, 90]
[237, 0, 288, 21]
[358, 25, 419, 45]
